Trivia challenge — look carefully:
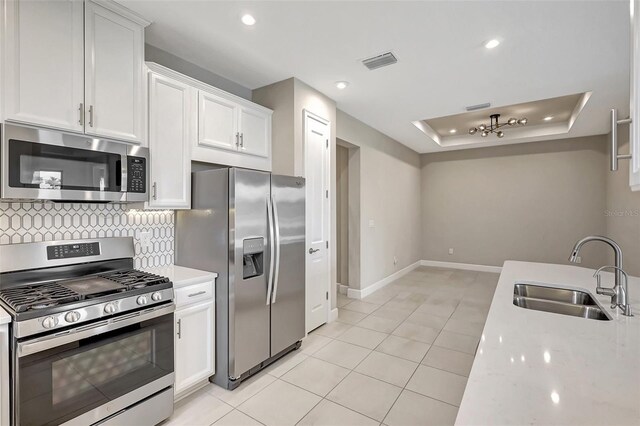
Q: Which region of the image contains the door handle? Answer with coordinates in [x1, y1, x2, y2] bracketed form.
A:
[240, 133, 244, 149]
[152, 182, 157, 200]
[610, 108, 632, 171]
[235, 132, 240, 147]
[309, 248, 320, 254]
[266, 195, 275, 305]
[78, 103, 84, 126]
[271, 194, 281, 304]
[88, 105, 94, 127]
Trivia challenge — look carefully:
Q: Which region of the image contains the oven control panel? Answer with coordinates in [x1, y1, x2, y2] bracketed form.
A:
[127, 156, 146, 193]
[47, 242, 100, 260]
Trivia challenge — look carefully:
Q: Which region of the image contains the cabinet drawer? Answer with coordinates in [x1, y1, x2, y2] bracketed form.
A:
[175, 281, 214, 307]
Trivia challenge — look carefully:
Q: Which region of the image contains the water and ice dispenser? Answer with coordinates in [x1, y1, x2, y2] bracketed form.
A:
[242, 237, 264, 279]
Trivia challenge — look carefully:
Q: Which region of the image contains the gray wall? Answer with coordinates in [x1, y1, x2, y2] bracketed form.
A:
[337, 110, 423, 290]
[420, 136, 610, 270]
[145, 44, 252, 100]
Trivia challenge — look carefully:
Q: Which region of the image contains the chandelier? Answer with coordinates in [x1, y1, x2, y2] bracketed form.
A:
[469, 113, 527, 138]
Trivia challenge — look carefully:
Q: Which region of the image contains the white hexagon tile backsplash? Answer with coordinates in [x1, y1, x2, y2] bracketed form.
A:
[0, 202, 174, 269]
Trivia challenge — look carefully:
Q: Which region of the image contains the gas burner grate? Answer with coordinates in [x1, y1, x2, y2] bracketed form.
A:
[0, 283, 81, 313]
[99, 270, 170, 289]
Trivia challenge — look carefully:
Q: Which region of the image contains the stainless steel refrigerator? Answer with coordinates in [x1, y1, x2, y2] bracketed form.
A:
[175, 168, 305, 390]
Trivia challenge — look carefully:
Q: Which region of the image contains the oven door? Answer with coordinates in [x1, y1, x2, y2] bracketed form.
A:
[13, 304, 174, 426]
[0, 123, 148, 202]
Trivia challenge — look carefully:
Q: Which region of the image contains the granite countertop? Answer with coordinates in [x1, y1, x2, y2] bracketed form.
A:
[456, 261, 640, 425]
[143, 264, 218, 289]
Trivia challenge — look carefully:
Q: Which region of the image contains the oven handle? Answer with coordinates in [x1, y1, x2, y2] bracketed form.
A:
[17, 303, 175, 358]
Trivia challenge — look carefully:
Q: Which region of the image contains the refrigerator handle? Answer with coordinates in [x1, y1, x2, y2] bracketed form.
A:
[266, 195, 275, 305]
[271, 194, 281, 304]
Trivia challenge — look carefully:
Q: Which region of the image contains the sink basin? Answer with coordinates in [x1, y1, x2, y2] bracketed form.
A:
[514, 283, 597, 305]
[513, 296, 611, 321]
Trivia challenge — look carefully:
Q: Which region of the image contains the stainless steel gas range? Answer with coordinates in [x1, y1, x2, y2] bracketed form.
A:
[0, 237, 175, 426]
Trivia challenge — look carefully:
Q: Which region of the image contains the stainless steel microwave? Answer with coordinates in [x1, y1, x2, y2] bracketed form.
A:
[1, 124, 148, 202]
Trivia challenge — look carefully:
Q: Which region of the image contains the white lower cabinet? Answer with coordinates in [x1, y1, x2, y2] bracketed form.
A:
[174, 280, 215, 399]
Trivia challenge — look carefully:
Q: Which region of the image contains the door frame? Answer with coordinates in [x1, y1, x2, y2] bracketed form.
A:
[302, 109, 332, 332]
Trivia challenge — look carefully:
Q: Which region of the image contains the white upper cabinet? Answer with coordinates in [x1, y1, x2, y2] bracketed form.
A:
[85, 1, 146, 144]
[147, 68, 195, 209]
[239, 106, 270, 158]
[630, 0, 640, 190]
[3, 0, 84, 132]
[198, 90, 239, 152]
[2, 0, 148, 144]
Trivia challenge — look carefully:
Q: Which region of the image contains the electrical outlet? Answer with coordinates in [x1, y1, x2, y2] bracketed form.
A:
[448, 248, 454, 255]
[137, 230, 152, 250]
[574, 256, 581, 264]
[393, 256, 398, 265]
[369, 219, 375, 228]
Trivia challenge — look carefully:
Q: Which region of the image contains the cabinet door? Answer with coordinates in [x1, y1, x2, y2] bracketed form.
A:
[631, 0, 640, 190]
[175, 301, 215, 395]
[84, 1, 145, 143]
[147, 72, 194, 209]
[239, 107, 270, 158]
[3, 0, 84, 132]
[198, 90, 239, 152]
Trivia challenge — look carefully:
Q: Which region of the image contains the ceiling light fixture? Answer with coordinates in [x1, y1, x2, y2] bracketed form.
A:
[449, 129, 457, 134]
[469, 113, 527, 138]
[543, 116, 554, 121]
[241, 14, 256, 26]
[484, 39, 500, 49]
[335, 81, 349, 90]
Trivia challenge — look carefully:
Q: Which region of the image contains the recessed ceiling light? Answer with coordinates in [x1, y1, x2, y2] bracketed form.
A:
[543, 116, 554, 121]
[449, 129, 457, 134]
[241, 14, 256, 26]
[484, 39, 500, 49]
[335, 81, 349, 90]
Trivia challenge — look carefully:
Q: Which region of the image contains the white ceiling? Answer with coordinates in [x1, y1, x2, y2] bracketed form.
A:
[121, 0, 630, 153]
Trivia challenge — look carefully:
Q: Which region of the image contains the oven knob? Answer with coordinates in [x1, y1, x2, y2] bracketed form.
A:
[104, 303, 116, 314]
[151, 292, 162, 302]
[137, 295, 148, 305]
[65, 311, 81, 323]
[42, 316, 58, 329]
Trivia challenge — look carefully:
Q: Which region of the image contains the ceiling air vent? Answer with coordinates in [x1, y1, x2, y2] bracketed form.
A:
[465, 102, 491, 112]
[362, 52, 398, 70]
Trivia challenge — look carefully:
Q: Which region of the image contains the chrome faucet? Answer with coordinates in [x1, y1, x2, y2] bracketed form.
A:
[569, 236, 633, 316]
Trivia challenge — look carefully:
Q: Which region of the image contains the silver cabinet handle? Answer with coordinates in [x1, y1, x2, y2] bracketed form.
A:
[88, 105, 94, 127]
[610, 108, 632, 171]
[78, 103, 84, 125]
[177, 318, 182, 339]
[266, 195, 275, 305]
[235, 132, 240, 147]
[271, 194, 281, 304]
[188, 291, 206, 298]
[152, 182, 157, 200]
[309, 248, 320, 254]
[240, 133, 244, 149]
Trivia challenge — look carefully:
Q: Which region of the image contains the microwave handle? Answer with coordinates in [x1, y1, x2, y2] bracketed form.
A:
[120, 154, 128, 192]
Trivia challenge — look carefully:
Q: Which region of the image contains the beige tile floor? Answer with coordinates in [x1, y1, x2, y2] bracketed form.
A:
[163, 267, 499, 426]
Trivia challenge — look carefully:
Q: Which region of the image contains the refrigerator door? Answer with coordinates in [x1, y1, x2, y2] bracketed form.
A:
[270, 175, 306, 355]
[229, 168, 272, 378]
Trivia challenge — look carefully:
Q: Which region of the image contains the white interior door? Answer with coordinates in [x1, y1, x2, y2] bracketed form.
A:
[304, 111, 330, 332]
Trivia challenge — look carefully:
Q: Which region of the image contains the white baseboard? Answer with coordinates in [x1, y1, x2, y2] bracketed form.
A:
[337, 284, 349, 295]
[420, 260, 502, 274]
[347, 261, 422, 300]
[328, 308, 339, 322]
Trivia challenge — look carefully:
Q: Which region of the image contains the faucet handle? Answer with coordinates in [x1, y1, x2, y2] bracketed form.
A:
[593, 265, 626, 295]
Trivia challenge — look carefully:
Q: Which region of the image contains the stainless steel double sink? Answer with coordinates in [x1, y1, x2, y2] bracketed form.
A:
[513, 283, 611, 321]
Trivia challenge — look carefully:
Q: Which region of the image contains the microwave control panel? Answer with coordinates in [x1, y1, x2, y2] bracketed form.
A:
[127, 157, 146, 193]
[47, 242, 101, 260]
